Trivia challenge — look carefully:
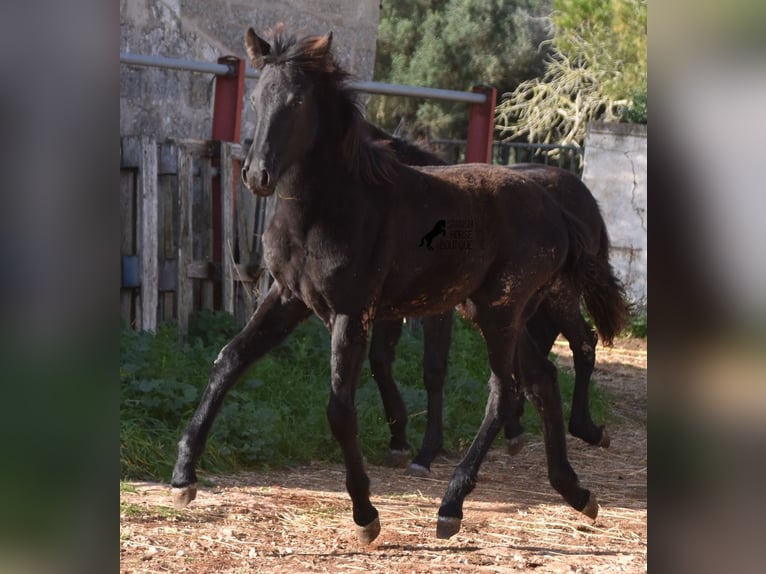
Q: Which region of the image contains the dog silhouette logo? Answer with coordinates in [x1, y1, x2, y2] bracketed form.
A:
[419, 220, 447, 250]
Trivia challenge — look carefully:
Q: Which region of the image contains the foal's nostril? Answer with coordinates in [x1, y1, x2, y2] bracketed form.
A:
[259, 169, 270, 188]
[241, 167, 248, 185]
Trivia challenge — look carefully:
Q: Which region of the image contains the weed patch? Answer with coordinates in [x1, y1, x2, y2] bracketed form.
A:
[121, 313, 609, 481]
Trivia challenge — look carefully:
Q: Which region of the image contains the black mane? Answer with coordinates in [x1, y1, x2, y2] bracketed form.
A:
[264, 31, 397, 186]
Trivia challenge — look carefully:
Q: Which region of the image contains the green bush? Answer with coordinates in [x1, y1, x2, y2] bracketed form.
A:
[120, 313, 610, 481]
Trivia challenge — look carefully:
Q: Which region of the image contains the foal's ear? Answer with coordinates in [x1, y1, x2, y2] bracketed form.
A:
[307, 31, 333, 60]
[245, 27, 271, 68]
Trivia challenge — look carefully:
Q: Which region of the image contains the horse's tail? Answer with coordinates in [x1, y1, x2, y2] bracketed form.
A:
[564, 210, 631, 347]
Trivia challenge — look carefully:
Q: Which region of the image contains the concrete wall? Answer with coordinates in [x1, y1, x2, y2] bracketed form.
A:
[582, 122, 647, 311]
[120, 0, 380, 140]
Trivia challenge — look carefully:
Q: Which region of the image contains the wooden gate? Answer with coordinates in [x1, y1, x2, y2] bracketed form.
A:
[120, 137, 274, 332]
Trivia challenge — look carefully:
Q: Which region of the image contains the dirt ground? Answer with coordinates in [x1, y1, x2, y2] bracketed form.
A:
[120, 337, 646, 573]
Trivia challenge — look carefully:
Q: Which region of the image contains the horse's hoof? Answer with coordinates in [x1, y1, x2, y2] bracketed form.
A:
[436, 516, 462, 539]
[598, 428, 611, 448]
[171, 484, 197, 509]
[385, 449, 411, 468]
[506, 435, 525, 456]
[356, 516, 381, 544]
[580, 493, 599, 520]
[404, 463, 431, 478]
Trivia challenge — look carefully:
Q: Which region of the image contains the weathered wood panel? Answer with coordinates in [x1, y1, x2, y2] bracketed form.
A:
[138, 136, 158, 332]
[199, 156, 215, 311]
[177, 146, 194, 334]
[120, 168, 137, 326]
[121, 137, 272, 332]
[220, 142, 235, 315]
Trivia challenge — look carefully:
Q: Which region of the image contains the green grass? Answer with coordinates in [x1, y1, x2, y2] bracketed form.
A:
[120, 312, 610, 482]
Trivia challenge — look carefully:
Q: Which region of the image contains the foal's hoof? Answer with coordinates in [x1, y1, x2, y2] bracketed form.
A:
[598, 428, 611, 448]
[404, 463, 431, 478]
[436, 516, 462, 539]
[356, 516, 381, 544]
[580, 493, 599, 520]
[385, 449, 411, 468]
[506, 434, 525, 456]
[171, 483, 197, 509]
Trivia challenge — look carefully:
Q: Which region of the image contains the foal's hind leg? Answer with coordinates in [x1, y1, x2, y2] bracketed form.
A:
[503, 309, 560, 455]
[515, 329, 598, 519]
[437, 310, 518, 538]
[171, 285, 311, 508]
[555, 302, 607, 447]
[407, 311, 453, 477]
[368, 318, 409, 466]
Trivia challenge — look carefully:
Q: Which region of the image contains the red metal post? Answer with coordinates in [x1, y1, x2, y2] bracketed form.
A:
[210, 56, 246, 308]
[465, 85, 497, 163]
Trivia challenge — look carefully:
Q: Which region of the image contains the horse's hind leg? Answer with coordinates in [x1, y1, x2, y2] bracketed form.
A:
[437, 310, 517, 539]
[328, 314, 380, 543]
[557, 305, 607, 447]
[171, 285, 311, 508]
[407, 311, 453, 477]
[503, 308, 560, 455]
[368, 318, 409, 466]
[516, 328, 598, 519]
[544, 285, 610, 448]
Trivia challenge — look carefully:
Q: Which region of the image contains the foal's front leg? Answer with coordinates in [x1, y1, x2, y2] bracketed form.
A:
[171, 285, 310, 507]
[327, 314, 380, 543]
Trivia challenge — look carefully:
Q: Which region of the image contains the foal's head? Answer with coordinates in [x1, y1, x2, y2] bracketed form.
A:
[241, 28, 394, 196]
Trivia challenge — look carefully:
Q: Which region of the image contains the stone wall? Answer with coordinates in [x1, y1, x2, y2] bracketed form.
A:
[582, 122, 648, 310]
[120, 0, 380, 140]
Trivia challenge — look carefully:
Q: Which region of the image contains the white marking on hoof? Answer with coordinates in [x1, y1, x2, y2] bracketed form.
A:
[436, 516, 462, 539]
[171, 483, 197, 509]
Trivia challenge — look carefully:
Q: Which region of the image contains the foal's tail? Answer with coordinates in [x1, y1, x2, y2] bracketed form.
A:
[564, 212, 631, 347]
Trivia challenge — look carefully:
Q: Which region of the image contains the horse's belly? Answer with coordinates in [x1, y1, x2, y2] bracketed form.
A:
[376, 266, 483, 319]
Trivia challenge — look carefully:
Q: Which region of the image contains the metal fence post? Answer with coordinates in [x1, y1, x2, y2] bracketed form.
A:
[210, 56, 246, 309]
[465, 86, 497, 164]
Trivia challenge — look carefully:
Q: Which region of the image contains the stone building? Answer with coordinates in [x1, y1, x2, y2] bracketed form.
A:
[120, 0, 381, 139]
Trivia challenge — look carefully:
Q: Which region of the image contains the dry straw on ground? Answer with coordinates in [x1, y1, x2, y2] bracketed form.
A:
[120, 337, 646, 573]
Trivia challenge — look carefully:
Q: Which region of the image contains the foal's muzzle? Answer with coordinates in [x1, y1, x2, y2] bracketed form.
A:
[241, 157, 276, 197]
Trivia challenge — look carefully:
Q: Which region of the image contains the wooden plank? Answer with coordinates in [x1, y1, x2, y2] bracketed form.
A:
[158, 141, 178, 174]
[138, 136, 158, 332]
[175, 138, 216, 158]
[121, 136, 141, 168]
[185, 261, 254, 281]
[236, 170, 257, 320]
[158, 259, 178, 291]
[176, 146, 194, 334]
[199, 157, 214, 310]
[159, 175, 176, 261]
[120, 169, 136, 326]
[220, 142, 235, 315]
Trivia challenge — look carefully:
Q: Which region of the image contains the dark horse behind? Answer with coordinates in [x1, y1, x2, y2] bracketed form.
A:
[365, 124, 629, 476]
[171, 28, 627, 543]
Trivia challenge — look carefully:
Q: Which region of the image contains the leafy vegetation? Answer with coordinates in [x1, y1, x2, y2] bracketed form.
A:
[629, 313, 647, 338]
[496, 0, 647, 147]
[121, 312, 609, 482]
[370, 0, 552, 139]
